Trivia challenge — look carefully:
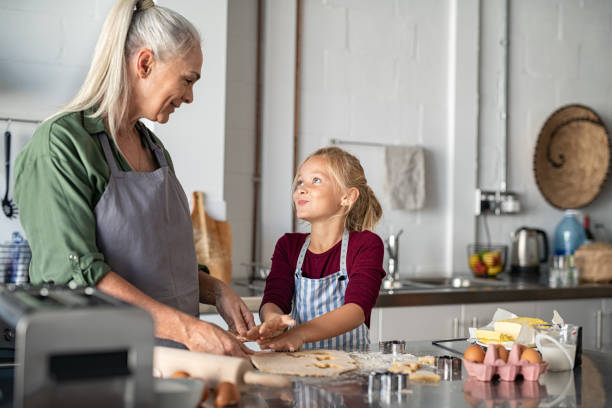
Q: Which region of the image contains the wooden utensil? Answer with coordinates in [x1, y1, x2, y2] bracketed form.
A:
[154, 347, 290, 388]
[191, 191, 232, 284]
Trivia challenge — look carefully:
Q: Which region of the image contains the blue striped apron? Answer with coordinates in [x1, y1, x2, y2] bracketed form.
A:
[291, 230, 369, 349]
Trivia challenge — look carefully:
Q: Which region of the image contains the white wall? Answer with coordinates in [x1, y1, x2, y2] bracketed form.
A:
[0, 1, 230, 237]
[478, 0, 612, 257]
[258, 0, 612, 277]
[224, 0, 258, 279]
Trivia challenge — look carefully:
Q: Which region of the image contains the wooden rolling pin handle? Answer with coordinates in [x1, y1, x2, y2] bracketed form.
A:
[243, 371, 290, 388]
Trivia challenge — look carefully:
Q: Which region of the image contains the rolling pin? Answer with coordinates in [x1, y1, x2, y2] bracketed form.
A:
[154, 346, 290, 388]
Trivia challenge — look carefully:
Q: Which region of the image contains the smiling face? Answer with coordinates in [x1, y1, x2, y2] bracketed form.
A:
[293, 156, 349, 223]
[130, 46, 203, 124]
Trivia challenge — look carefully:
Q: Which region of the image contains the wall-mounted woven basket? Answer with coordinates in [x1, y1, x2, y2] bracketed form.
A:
[533, 104, 611, 209]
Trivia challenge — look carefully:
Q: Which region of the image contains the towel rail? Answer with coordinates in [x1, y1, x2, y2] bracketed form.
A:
[330, 139, 390, 148]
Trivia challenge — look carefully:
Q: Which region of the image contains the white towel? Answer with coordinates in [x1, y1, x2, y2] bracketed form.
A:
[384, 146, 425, 210]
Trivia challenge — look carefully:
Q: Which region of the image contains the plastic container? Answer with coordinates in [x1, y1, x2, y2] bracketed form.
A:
[553, 210, 586, 256]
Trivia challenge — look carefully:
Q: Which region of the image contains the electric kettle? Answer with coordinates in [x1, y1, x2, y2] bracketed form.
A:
[510, 227, 549, 274]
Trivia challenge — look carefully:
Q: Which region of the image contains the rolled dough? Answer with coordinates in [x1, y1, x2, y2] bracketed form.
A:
[250, 350, 357, 377]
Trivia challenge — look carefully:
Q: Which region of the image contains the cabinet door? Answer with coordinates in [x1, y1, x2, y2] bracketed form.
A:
[535, 299, 605, 351]
[200, 313, 262, 351]
[462, 301, 537, 337]
[603, 299, 612, 351]
[378, 305, 462, 342]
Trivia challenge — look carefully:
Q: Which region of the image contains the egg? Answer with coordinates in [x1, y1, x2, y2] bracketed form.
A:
[520, 348, 542, 364]
[494, 344, 509, 362]
[464, 344, 485, 363]
[214, 381, 240, 407]
[169, 371, 190, 378]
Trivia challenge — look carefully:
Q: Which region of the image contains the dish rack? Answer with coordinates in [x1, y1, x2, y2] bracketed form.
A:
[0, 232, 31, 284]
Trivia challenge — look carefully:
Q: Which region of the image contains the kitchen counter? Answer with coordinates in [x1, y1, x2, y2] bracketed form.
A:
[236, 341, 612, 407]
[199, 275, 612, 314]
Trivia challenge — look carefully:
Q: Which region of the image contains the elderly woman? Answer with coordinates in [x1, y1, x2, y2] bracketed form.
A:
[14, 0, 253, 357]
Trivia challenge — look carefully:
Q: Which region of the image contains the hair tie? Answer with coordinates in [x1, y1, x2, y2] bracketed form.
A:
[136, 0, 155, 11]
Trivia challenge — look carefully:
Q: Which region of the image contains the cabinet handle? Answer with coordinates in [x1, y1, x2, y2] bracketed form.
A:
[472, 317, 478, 328]
[596, 310, 603, 349]
[452, 317, 459, 338]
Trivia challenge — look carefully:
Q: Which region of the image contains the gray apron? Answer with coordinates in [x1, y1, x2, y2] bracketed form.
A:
[94, 130, 199, 347]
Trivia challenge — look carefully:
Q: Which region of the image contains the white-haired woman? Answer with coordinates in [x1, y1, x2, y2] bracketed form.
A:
[14, 0, 254, 357]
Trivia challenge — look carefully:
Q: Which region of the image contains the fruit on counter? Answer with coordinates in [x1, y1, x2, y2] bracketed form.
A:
[468, 249, 503, 276]
[519, 348, 542, 364]
[463, 344, 486, 363]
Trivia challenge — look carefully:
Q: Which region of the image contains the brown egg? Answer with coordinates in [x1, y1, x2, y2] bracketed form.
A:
[520, 348, 542, 364]
[463, 344, 485, 363]
[214, 381, 240, 407]
[201, 386, 210, 404]
[494, 344, 509, 362]
[169, 371, 190, 378]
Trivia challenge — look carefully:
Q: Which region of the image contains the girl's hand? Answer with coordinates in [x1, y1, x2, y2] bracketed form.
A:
[246, 314, 296, 341]
[257, 327, 305, 352]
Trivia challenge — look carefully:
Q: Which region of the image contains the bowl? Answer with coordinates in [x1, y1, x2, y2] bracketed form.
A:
[467, 244, 507, 277]
[154, 378, 205, 408]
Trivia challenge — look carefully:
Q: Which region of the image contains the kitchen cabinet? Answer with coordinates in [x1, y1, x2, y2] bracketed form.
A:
[370, 305, 462, 343]
[372, 299, 612, 349]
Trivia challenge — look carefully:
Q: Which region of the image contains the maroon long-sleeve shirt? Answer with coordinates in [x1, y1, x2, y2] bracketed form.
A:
[261, 230, 386, 327]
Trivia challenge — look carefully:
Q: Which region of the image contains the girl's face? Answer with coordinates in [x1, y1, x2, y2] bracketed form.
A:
[293, 156, 347, 222]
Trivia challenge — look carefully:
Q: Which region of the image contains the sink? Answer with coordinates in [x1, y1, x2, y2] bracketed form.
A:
[381, 276, 509, 292]
[404, 277, 508, 288]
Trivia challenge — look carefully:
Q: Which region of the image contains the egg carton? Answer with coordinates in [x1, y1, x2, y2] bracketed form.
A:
[463, 376, 548, 406]
[463, 344, 548, 381]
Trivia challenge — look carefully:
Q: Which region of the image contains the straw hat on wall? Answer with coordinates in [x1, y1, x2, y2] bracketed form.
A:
[533, 104, 610, 209]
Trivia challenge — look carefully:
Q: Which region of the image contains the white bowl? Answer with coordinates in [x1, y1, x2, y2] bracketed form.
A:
[154, 378, 204, 408]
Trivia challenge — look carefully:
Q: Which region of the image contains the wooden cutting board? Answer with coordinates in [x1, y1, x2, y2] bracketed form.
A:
[191, 191, 232, 284]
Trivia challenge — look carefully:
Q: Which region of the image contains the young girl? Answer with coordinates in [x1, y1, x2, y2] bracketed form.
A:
[248, 146, 385, 351]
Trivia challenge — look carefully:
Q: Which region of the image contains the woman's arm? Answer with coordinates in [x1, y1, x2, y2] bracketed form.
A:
[198, 270, 256, 336]
[258, 303, 365, 351]
[98, 271, 250, 357]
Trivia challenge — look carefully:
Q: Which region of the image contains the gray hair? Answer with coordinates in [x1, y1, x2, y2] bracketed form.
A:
[59, 0, 200, 140]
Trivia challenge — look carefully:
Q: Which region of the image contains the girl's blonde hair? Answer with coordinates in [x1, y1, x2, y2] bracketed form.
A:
[58, 0, 200, 140]
[294, 146, 383, 231]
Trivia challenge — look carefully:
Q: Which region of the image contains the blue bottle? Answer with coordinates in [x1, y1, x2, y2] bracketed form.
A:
[553, 210, 586, 255]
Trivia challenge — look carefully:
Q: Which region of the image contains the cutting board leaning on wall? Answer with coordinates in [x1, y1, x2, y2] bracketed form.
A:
[191, 191, 232, 284]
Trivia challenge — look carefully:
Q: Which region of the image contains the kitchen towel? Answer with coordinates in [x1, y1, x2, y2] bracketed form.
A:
[384, 146, 425, 210]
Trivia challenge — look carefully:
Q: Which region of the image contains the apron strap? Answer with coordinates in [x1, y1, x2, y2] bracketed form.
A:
[294, 230, 350, 277]
[295, 236, 311, 276]
[141, 126, 169, 168]
[97, 132, 120, 176]
[340, 229, 349, 272]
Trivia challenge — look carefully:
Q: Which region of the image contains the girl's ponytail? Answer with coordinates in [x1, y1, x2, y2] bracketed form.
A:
[347, 184, 382, 231]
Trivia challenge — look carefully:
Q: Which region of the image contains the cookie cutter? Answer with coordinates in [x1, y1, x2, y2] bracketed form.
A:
[379, 340, 406, 355]
[436, 355, 462, 381]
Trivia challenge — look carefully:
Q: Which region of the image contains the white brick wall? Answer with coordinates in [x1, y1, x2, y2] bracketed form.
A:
[260, 0, 612, 276]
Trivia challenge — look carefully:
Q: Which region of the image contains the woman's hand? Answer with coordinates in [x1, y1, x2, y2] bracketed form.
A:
[185, 317, 253, 358]
[257, 327, 305, 352]
[214, 282, 256, 337]
[246, 314, 295, 341]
